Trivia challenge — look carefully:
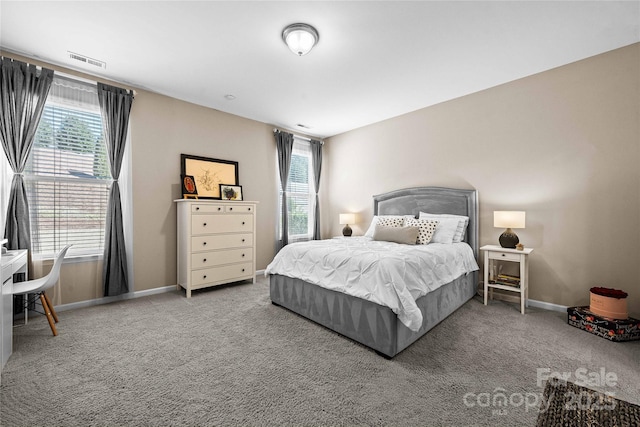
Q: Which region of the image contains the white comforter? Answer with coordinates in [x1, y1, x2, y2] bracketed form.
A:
[265, 237, 479, 331]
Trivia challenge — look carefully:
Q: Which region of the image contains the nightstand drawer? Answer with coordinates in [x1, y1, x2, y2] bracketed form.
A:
[488, 252, 521, 262]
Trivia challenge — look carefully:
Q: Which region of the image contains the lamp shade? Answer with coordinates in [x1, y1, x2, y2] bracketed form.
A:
[339, 213, 356, 225]
[494, 211, 526, 229]
[282, 23, 319, 56]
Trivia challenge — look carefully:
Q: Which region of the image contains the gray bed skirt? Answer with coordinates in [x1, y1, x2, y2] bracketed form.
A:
[270, 271, 477, 358]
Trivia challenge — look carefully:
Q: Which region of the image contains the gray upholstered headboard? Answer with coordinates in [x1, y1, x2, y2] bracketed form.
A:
[373, 187, 479, 258]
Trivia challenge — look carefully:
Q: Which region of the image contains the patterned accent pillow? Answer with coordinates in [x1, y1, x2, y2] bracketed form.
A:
[364, 215, 404, 238]
[405, 218, 439, 245]
[376, 216, 405, 228]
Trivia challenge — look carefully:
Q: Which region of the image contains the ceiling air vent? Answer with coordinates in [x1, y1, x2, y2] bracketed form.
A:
[68, 51, 106, 69]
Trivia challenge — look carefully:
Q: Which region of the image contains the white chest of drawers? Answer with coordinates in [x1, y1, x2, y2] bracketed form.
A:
[175, 200, 258, 297]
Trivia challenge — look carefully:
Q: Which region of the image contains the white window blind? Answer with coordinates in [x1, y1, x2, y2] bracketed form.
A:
[279, 138, 315, 242]
[24, 75, 109, 258]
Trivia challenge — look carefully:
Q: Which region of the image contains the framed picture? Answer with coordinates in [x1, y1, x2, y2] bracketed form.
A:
[181, 175, 198, 198]
[220, 184, 243, 201]
[181, 154, 239, 199]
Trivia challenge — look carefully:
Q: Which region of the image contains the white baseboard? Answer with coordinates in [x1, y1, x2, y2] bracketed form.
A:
[56, 276, 568, 314]
[477, 289, 567, 313]
[55, 271, 267, 312]
[527, 299, 567, 313]
[55, 285, 177, 312]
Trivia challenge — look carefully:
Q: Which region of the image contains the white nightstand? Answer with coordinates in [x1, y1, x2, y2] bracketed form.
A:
[481, 244, 533, 314]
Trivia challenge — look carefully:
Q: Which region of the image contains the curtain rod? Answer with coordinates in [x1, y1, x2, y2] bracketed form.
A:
[1, 54, 137, 96]
[55, 70, 137, 96]
[273, 128, 324, 144]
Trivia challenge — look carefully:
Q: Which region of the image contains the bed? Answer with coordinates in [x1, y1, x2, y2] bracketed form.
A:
[267, 186, 479, 358]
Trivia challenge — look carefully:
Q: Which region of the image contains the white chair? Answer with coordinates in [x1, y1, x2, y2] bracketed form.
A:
[12, 245, 72, 336]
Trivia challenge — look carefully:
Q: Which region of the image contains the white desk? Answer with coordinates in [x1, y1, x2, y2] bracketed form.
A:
[1, 247, 28, 371]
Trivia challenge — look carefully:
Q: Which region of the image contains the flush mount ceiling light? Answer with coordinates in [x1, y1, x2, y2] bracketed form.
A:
[282, 23, 319, 56]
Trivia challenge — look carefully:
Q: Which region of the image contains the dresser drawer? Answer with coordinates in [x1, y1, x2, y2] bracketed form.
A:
[191, 248, 253, 269]
[191, 262, 253, 286]
[488, 251, 521, 262]
[191, 204, 256, 214]
[191, 233, 253, 252]
[191, 214, 253, 235]
[191, 204, 225, 214]
[225, 205, 254, 214]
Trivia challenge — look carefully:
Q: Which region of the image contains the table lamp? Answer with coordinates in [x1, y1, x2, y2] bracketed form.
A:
[339, 213, 355, 237]
[494, 211, 525, 248]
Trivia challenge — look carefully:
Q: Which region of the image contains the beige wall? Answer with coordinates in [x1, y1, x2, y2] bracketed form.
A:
[322, 43, 640, 316]
[130, 91, 277, 292]
[32, 258, 103, 307]
[1, 51, 279, 303]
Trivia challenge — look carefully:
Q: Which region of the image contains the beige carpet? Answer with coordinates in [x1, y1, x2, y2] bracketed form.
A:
[1, 276, 639, 426]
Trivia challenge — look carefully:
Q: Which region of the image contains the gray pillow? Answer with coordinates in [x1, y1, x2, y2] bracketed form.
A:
[372, 225, 419, 245]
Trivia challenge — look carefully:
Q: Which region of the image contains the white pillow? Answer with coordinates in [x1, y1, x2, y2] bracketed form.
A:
[404, 218, 439, 245]
[364, 215, 405, 238]
[419, 212, 469, 243]
[417, 215, 458, 244]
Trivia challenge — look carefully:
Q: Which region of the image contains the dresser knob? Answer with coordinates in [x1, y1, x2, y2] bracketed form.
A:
[218, 207, 221, 211]
[203, 223, 207, 226]
[242, 253, 245, 257]
[242, 269, 245, 272]
[196, 207, 200, 211]
[203, 242, 207, 246]
[230, 207, 233, 211]
[203, 275, 207, 279]
[501, 254, 506, 257]
[248, 208, 251, 211]
[242, 222, 245, 225]
[203, 259, 207, 262]
[242, 239, 245, 242]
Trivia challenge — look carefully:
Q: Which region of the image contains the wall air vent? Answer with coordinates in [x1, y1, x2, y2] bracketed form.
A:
[68, 51, 106, 69]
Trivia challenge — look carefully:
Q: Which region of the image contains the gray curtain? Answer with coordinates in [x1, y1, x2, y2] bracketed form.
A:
[274, 130, 294, 250]
[0, 57, 54, 251]
[97, 83, 134, 297]
[310, 139, 322, 240]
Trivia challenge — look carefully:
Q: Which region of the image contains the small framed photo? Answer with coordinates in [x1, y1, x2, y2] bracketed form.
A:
[181, 175, 198, 198]
[220, 184, 243, 201]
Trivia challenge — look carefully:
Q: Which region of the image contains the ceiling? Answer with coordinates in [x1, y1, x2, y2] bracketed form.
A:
[1, 1, 639, 139]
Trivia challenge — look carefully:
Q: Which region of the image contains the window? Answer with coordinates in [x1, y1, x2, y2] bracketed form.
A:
[24, 75, 109, 258]
[279, 138, 315, 242]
